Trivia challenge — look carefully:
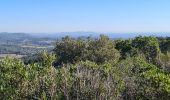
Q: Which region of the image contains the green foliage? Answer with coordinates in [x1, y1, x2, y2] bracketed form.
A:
[132, 36, 160, 63]
[54, 36, 87, 64]
[157, 52, 170, 73]
[87, 35, 120, 64]
[115, 36, 161, 64]
[117, 57, 170, 99]
[0, 58, 27, 99]
[0, 52, 59, 99]
[56, 61, 124, 100]
[115, 39, 138, 59]
[54, 35, 120, 65]
[158, 37, 170, 53]
[1, 35, 170, 99]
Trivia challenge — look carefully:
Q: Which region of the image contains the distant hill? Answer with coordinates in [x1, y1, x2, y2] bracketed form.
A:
[1, 32, 170, 40]
[106, 33, 170, 39]
[30, 32, 100, 39]
[0, 32, 32, 41]
[0, 32, 54, 55]
[0, 32, 55, 44]
[30, 32, 170, 39]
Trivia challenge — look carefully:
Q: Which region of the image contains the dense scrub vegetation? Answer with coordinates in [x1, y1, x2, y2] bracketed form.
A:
[1, 35, 170, 99]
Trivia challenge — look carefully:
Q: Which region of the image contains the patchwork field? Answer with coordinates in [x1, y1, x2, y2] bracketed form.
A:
[0, 54, 25, 59]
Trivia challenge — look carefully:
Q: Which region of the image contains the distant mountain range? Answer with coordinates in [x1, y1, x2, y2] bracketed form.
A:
[0, 32, 55, 46]
[1, 32, 170, 39]
[30, 32, 170, 39]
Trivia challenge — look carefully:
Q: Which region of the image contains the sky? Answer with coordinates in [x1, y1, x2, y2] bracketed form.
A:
[0, 0, 170, 33]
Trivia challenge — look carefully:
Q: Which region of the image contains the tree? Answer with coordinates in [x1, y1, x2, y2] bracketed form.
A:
[157, 52, 170, 73]
[115, 39, 137, 59]
[132, 36, 160, 63]
[159, 37, 170, 53]
[54, 36, 87, 65]
[87, 35, 120, 64]
[117, 57, 170, 100]
[54, 35, 120, 65]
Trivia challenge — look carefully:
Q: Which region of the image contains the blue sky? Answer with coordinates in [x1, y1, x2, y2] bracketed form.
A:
[0, 0, 170, 33]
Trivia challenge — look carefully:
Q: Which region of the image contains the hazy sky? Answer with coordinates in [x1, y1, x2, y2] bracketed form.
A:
[0, 0, 170, 33]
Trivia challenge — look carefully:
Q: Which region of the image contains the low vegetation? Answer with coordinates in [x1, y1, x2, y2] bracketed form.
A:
[1, 35, 170, 99]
